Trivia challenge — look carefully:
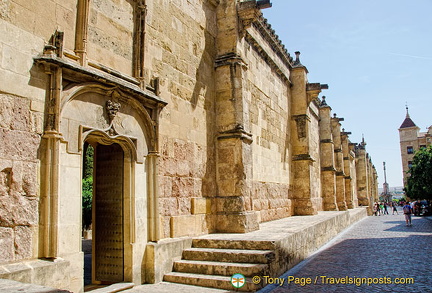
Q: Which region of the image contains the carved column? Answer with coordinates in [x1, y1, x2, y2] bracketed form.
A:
[290, 52, 327, 215]
[147, 152, 161, 241]
[349, 143, 358, 207]
[291, 61, 313, 215]
[38, 33, 64, 258]
[355, 140, 369, 206]
[371, 164, 379, 203]
[341, 129, 354, 209]
[75, 0, 90, 66]
[331, 114, 347, 211]
[213, 0, 260, 233]
[319, 97, 338, 211]
[133, 0, 147, 86]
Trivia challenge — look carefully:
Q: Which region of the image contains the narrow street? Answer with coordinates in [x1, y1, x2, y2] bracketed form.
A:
[260, 211, 432, 292]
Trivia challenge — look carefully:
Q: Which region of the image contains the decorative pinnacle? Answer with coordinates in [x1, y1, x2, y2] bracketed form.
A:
[320, 96, 328, 106]
[405, 103, 410, 118]
[292, 51, 303, 67]
[256, 0, 272, 9]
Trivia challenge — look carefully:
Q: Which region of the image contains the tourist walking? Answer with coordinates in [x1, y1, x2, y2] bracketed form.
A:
[379, 202, 384, 215]
[392, 202, 398, 215]
[403, 202, 413, 226]
[383, 203, 389, 215]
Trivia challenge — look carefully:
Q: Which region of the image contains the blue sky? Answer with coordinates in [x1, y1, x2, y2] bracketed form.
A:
[262, 0, 432, 188]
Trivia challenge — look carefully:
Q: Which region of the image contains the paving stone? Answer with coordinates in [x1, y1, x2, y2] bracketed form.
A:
[259, 213, 432, 293]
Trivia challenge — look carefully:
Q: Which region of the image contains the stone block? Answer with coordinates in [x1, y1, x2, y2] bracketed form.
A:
[13, 226, 32, 260]
[159, 176, 173, 198]
[21, 162, 38, 197]
[170, 214, 205, 238]
[9, 2, 37, 34]
[217, 148, 234, 164]
[177, 197, 191, 214]
[0, 128, 40, 161]
[218, 179, 237, 196]
[160, 197, 178, 216]
[172, 177, 194, 198]
[215, 211, 259, 233]
[0, 94, 33, 132]
[0, 227, 14, 262]
[216, 196, 245, 213]
[191, 197, 210, 214]
[0, 192, 38, 227]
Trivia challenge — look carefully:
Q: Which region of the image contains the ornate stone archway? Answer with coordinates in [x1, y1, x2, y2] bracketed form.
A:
[34, 32, 166, 290]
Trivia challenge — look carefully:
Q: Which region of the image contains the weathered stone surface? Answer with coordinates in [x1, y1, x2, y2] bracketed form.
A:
[216, 212, 259, 233]
[0, 95, 32, 131]
[0, 227, 14, 262]
[13, 226, 32, 260]
[0, 129, 40, 161]
[0, 192, 38, 227]
[0, 259, 72, 291]
[170, 214, 206, 238]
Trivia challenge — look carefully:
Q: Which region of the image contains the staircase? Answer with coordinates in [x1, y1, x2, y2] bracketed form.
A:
[163, 239, 276, 291]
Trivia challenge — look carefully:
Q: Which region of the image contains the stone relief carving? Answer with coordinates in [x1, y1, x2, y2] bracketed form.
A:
[105, 97, 121, 136]
[106, 100, 121, 124]
[294, 115, 309, 139]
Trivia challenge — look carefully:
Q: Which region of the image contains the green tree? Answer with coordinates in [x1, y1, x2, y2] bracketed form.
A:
[82, 143, 94, 230]
[405, 145, 432, 200]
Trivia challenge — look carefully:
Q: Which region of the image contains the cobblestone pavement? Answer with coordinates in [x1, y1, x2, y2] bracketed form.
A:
[259, 212, 432, 293]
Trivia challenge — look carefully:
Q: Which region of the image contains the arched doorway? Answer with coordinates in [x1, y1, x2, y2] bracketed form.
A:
[36, 78, 165, 292]
[82, 131, 135, 289]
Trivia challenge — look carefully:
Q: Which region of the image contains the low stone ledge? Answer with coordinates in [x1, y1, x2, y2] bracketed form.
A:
[0, 258, 71, 291]
[0, 275, 72, 293]
[144, 237, 193, 284]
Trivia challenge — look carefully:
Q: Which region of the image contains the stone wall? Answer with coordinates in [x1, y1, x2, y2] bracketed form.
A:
[0, 0, 76, 50]
[0, 9, 45, 263]
[244, 24, 292, 222]
[0, 94, 40, 263]
[0, 0, 78, 265]
[146, 0, 218, 238]
[87, 0, 134, 75]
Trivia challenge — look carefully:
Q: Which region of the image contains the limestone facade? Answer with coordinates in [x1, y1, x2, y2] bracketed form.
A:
[398, 108, 432, 185]
[0, 0, 378, 292]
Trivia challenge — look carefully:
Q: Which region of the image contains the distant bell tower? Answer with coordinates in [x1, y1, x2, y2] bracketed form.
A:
[398, 105, 420, 186]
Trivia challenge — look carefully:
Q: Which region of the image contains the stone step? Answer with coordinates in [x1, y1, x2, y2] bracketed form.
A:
[164, 272, 260, 292]
[182, 248, 275, 264]
[192, 238, 276, 250]
[173, 259, 269, 277]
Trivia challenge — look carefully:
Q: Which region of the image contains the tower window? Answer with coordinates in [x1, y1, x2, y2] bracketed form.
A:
[407, 146, 414, 154]
[408, 161, 413, 169]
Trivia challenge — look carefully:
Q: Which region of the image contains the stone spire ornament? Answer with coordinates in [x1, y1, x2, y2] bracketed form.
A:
[292, 51, 303, 67]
